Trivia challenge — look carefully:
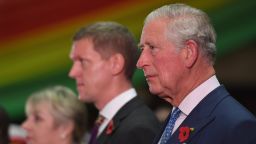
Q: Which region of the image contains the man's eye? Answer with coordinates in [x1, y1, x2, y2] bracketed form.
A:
[149, 45, 155, 50]
[138, 45, 144, 51]
[79, 59, 86, 65]
[81, 60, 86, 65]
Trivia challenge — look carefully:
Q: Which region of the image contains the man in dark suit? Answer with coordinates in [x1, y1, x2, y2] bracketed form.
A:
[69, 22, 160, 144]
[137, 3, 256, 144]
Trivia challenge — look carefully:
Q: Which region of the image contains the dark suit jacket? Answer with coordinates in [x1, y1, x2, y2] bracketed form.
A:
[153, 85, 256, 144]
[97, 97, 160, 144]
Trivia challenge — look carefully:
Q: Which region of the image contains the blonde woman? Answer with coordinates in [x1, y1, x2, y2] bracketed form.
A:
[22, 86, 87, 144]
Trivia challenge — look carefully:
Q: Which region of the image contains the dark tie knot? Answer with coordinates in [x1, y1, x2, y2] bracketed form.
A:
[95, 115, 105, 126]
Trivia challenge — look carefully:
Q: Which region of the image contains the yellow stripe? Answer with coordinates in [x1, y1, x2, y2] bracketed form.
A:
[0, 40, 71, 87]
[0, 0, 231, 87]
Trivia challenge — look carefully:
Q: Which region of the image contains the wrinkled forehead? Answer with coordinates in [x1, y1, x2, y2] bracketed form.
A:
[140, 19, 169, 41]
[142, 17, 169, 35]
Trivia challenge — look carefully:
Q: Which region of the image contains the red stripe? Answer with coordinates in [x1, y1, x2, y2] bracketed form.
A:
[0, 0, 137, 42]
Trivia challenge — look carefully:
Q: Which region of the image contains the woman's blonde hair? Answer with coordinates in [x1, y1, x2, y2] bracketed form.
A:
[26, 85, 87, 144]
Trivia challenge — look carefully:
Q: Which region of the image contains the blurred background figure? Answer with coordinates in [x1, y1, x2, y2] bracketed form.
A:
[154, 106, 171, 124]
[21, 85, 87, 144]
[0, 106, 27, 144]
[9, 124, 27, 144]
[69, 21, 160, 144]
[0, 106, 10, 144]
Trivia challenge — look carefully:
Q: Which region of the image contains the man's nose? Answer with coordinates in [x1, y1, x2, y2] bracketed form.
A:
[69, 63, 79, 79]
[136, 50, 149, 69]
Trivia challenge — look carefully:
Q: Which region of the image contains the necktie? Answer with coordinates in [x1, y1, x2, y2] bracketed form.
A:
[159, 108, 181, 144]
[89, 115, 105, 144]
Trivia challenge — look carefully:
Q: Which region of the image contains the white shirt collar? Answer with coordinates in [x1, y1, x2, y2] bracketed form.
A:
[178, 75, 220, 116]
[98, 88, 137, 135]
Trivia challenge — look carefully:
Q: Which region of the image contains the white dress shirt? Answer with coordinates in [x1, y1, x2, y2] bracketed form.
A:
[97, 88, 137, 136]
[171, 75, 220, 134]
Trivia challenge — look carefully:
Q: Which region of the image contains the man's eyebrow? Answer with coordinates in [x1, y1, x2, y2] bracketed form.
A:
[138, 41, 153, 48]
[138, 43, 145, 49]
[138, 43, 144, 49]
[69, 54, 80, 61]
[69, 53, 76, 60]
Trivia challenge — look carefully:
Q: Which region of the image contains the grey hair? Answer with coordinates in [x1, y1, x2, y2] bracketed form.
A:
[145, 3, 217, 64]
[26, 85, 87, 144]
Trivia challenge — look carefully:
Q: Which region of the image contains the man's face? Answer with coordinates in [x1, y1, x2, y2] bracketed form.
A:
[69, 38, 111, 103]
[137, 19, 185, 100]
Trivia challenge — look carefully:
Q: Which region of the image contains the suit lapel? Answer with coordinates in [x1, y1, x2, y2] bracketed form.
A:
[167, 85, 230, 143]
[97, 118, 120, 144]
[169, 116, 215, 144]
[97, 97, 142, 143]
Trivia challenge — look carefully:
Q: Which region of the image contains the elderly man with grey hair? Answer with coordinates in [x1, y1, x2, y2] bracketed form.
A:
[137, 3, 256, 144]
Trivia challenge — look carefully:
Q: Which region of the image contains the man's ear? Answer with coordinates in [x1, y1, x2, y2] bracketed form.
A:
[182, 40, 199, 68]
[109, 53, 125, 75]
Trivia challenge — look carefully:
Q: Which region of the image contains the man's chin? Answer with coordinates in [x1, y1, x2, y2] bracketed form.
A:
[149, 87, 163, 95]
[149, 88, 169, 100]
[78, 95, 91, 102]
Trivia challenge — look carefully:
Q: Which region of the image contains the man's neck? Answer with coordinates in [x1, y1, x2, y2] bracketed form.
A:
[95, 80, 132, 110]
[171, 65, 215, 107]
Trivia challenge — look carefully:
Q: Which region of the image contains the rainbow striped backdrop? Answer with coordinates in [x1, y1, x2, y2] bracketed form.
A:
[1, 0, 255, 121]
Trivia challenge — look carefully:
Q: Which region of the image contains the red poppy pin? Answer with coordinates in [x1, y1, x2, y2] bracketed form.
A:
[106, 120, 114, 135]
[178, 126, 194, 143]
